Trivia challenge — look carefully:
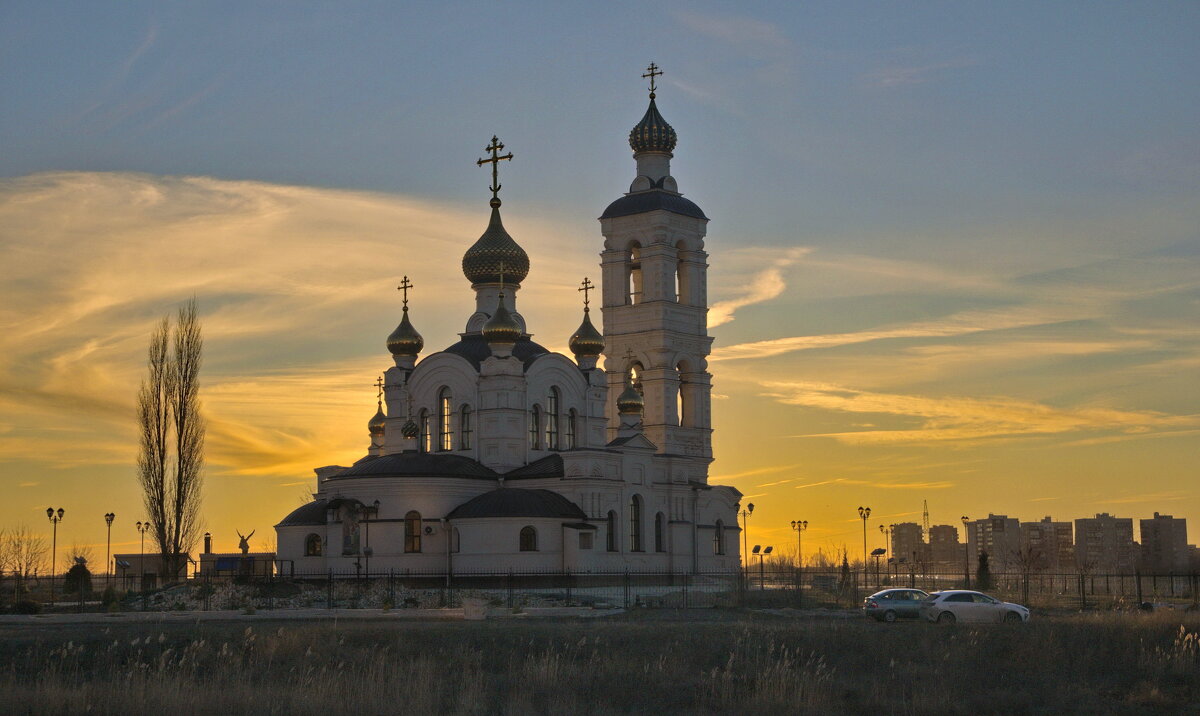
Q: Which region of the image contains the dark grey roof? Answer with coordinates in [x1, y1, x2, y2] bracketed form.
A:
[600, 190, 707, 220]
[447, 488, 587, 520]
[276, 499, 329, 527]
[331, 452, 500, 480]
[440, 334, 550, 370]
[505, 454, 564, 479]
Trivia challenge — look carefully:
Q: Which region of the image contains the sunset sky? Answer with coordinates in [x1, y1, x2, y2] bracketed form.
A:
[2, 2, 1198, 565]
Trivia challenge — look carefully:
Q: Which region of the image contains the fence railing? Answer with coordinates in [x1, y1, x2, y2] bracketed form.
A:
[3, 567, 1197, 613]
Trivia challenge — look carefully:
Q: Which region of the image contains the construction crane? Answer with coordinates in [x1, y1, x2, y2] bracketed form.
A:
[922, 499, 931, 540]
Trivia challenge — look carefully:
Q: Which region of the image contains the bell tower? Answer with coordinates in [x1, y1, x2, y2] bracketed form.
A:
[599, 64, 713, 460]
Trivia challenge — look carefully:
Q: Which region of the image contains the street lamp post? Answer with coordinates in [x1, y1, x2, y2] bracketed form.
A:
[46, 507, 64, 606]
[135, 520, 150, 592]
[961, 515, 971, 589]
[739, 502, 755, 575]
[104, 513, 115, 587]
[857, 506, 871, 580]
[791, 520, 808, 606]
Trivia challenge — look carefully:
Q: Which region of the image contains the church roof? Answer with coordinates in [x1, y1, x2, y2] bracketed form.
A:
[600, 189, 707, 220]
[277, 499, 329, 527]
[447, 488, 587, 520]
[331, 452, 501, 480]
[440, 333, 550, 370]
[504, 454, 564, 479]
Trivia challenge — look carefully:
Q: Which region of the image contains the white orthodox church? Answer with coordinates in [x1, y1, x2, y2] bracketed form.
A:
[275, 69, 742, 574]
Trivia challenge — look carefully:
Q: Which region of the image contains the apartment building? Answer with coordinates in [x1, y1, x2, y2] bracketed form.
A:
[1019, 516, 1075, 571]
[1139, 513, 1189, 573]
[1074, 513, 1136, 572]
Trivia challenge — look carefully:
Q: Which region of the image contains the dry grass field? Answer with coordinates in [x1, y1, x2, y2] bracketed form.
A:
[0, 610, 1196, 715]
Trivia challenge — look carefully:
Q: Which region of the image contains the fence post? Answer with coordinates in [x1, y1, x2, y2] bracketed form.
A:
[327, 569, 333, 609]
[682, 571, 689, 609]
[1077, 574, 1086, 610]
[565, 568, 572, 604]
[623, 569, 630, 609]
[506, 570, 513, 609]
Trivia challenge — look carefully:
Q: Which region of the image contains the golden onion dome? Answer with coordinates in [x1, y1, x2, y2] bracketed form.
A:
[462, 202, 530, 287]
[616, 380, 645, 415]
[629, 96, 677, 155]
[386, 307, 424, 357]
[401, 418, 419, 439]
[569, 309, 604, 357]
[368, 404, 386, 436]
[482, 292, 522, 345]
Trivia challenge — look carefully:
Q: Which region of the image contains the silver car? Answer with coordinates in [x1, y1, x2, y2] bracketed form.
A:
[919, 590, 1030, 624]
[863, 588, 930, 622]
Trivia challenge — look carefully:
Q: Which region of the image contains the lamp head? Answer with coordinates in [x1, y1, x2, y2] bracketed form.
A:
[57, 508, 64, 519]
[752, 545, 761, 554]
[46, 507, 53, 519]
[748, 503, 754, 513]
[763, 546, 773, 554]
[105, 512, 115, 525]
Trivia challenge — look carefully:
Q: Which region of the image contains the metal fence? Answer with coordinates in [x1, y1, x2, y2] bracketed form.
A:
[4, 567, 1198, 613]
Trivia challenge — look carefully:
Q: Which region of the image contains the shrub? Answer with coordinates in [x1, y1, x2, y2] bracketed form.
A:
[11, 600, 39, 615]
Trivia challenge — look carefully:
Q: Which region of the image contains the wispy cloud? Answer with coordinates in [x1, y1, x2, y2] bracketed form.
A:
[709, 247, 809, 327]
[673, 11, 789, 53]
[764, 380, 1199, 444]
[863, 58, 976, 88]
[794, 477, 954, 490]
[710, 463, 802, 483]
[1097, 491, 1189, 505]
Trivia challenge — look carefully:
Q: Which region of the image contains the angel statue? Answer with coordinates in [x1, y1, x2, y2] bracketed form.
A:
[237, 529, 255, 555]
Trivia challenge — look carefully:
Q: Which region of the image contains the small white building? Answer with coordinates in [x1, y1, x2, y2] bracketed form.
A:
[276, 72, 742, 576]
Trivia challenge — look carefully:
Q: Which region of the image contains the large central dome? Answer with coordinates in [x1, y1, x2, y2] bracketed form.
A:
[462, 202, 530, 286]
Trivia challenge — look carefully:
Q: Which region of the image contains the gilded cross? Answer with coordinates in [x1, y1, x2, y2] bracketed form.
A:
[578, 277, 594, 308]
[642, 62, 663, 95]
[397, 275, 413, 308]
[374, 376, 384, 402]
[497, 261, 507, 294]
[476, 135, 513, 202]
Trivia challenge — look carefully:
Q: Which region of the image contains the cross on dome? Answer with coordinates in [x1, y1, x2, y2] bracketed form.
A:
[477, 135, 513, 207]
[397, 275, 414, 308]
[578, 277, 594, 308]
[642, 62, 662, 98]
[374, 375, 384, 402]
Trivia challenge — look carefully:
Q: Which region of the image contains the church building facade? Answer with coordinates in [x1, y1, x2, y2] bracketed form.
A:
[275, 69, 742, 575]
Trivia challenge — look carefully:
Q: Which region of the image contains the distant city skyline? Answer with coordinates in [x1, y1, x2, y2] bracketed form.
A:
[1, 3, 1197, 562]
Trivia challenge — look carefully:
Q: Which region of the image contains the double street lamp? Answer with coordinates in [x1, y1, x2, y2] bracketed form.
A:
[857, 506, 871, 578]
[104, 513, 116, 586]
[136, 520, 150, 591]
[739, 502, 755, 571]
[46, 507, 64, 605]
[790, 520, 808, 570]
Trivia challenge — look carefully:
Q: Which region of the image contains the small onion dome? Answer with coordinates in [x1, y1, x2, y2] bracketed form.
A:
[569, 310, 604, 357]
[401, 418, 419, 439]
[483, 293, 522, 345]
[629, 97, 677, 155]
[616, 381, 645, 415]
[368, 405, 386, 436]
[386, 308, 424, 356]
[462, 204, 530, 286]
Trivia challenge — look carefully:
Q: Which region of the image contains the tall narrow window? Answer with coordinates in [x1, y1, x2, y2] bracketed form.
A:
[305, 534, 322, 557]
[419, 410, 431, 453]
[607, 511, 618, 552]
[519, 526, 537, 552]
[655, 513, 665, 552]
[546, 388, 560, 450]
[438, 388, 453, 451]
[675, 240, 691, 305]
[529, 405, 541, 450]
[676, 360, 690, 428]
[460, 405, 472, 450]
[714, 519, 725, 555]
[565, 409, 577, 449]
[627, 242, 643, 305]
[404, 511, 422, 553]
[629, 495, 643, 552]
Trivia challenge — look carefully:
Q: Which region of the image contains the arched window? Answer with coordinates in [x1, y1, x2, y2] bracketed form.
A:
[529, 405, 541, 450]
[565, 409, 577, 449]
[419, 409, 431, 453]
[714, 519, 725, 555]
[546, 388, 560, 450]
[629, 495, 643, 552]
[675, 240, 691, 305]
[519, 526, 537, 552]
[627, 242, 643, 305]
[451, 527, 460, 553]
[460, 405, 472, 450]
[304, 534, 322, 557]
[654, 513, 665, 553]
[405, 511, 422, 553]
[606, 510, 618, 552]
[438, 388, 453, 451]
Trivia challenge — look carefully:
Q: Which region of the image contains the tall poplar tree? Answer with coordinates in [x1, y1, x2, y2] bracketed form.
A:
[136, 299, 205, 580]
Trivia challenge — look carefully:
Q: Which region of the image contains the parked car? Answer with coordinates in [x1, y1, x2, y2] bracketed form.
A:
[863, 588, 930, 622]
[919, 590, 1030, 624]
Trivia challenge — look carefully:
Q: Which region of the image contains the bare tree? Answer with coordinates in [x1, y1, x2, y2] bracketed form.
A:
[1, 524, 48, 578]
[62, 542, 95, 572]
[136, 299, 205, 581]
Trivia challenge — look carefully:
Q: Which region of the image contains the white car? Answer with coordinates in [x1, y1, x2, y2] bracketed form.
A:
[919, 590, 1030, 624]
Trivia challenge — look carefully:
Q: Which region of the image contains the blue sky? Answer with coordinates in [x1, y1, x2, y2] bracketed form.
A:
[1, 2, 1197, 556]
